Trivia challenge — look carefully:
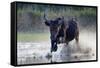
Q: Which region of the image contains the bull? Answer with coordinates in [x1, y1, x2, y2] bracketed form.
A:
[43, 13, 79, 53]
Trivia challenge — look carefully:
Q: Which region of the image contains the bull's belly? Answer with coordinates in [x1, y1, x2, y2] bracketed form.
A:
[66, 27, 76, 41]
[66, 34, 75, 41]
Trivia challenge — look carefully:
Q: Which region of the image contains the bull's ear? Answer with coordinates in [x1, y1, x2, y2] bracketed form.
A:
[44, 21, 50, 26]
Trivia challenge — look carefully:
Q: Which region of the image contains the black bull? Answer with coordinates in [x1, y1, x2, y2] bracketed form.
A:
[44, 17, 79, 52]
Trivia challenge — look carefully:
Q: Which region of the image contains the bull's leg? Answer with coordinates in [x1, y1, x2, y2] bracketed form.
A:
[51, 41, 54, 53]
[75, 32, 79, 44]
[75, 27, 79, 43]
[75, 22, 79, 44]
[64, 27, 67, 43]
[75, 30, 81, 52]
[51, 40, 58, 52]
[57, 37, 60, 44]
[64, 28, 69, 46]
[63, 24, 70, 46]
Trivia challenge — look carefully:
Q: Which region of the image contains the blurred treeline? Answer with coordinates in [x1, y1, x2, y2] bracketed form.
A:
[17, 3, 97, 33]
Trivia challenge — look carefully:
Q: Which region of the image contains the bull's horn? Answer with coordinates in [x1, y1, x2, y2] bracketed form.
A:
[44, 12, 48, 21]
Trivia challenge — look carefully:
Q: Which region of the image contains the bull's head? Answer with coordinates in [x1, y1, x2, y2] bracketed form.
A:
[44, 13, 64, 52]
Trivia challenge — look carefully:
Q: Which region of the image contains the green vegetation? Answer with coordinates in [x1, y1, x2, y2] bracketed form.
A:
[17, 3, 97, 18]
[17, 32, 50, 42]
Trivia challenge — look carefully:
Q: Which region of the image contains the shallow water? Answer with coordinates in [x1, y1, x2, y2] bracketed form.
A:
[17, 31, 96, 65]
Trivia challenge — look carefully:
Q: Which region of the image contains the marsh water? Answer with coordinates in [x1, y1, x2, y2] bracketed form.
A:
[17, 30, 96, 65]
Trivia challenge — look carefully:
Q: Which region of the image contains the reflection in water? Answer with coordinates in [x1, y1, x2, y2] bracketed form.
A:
[17, 31, 96, 65]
